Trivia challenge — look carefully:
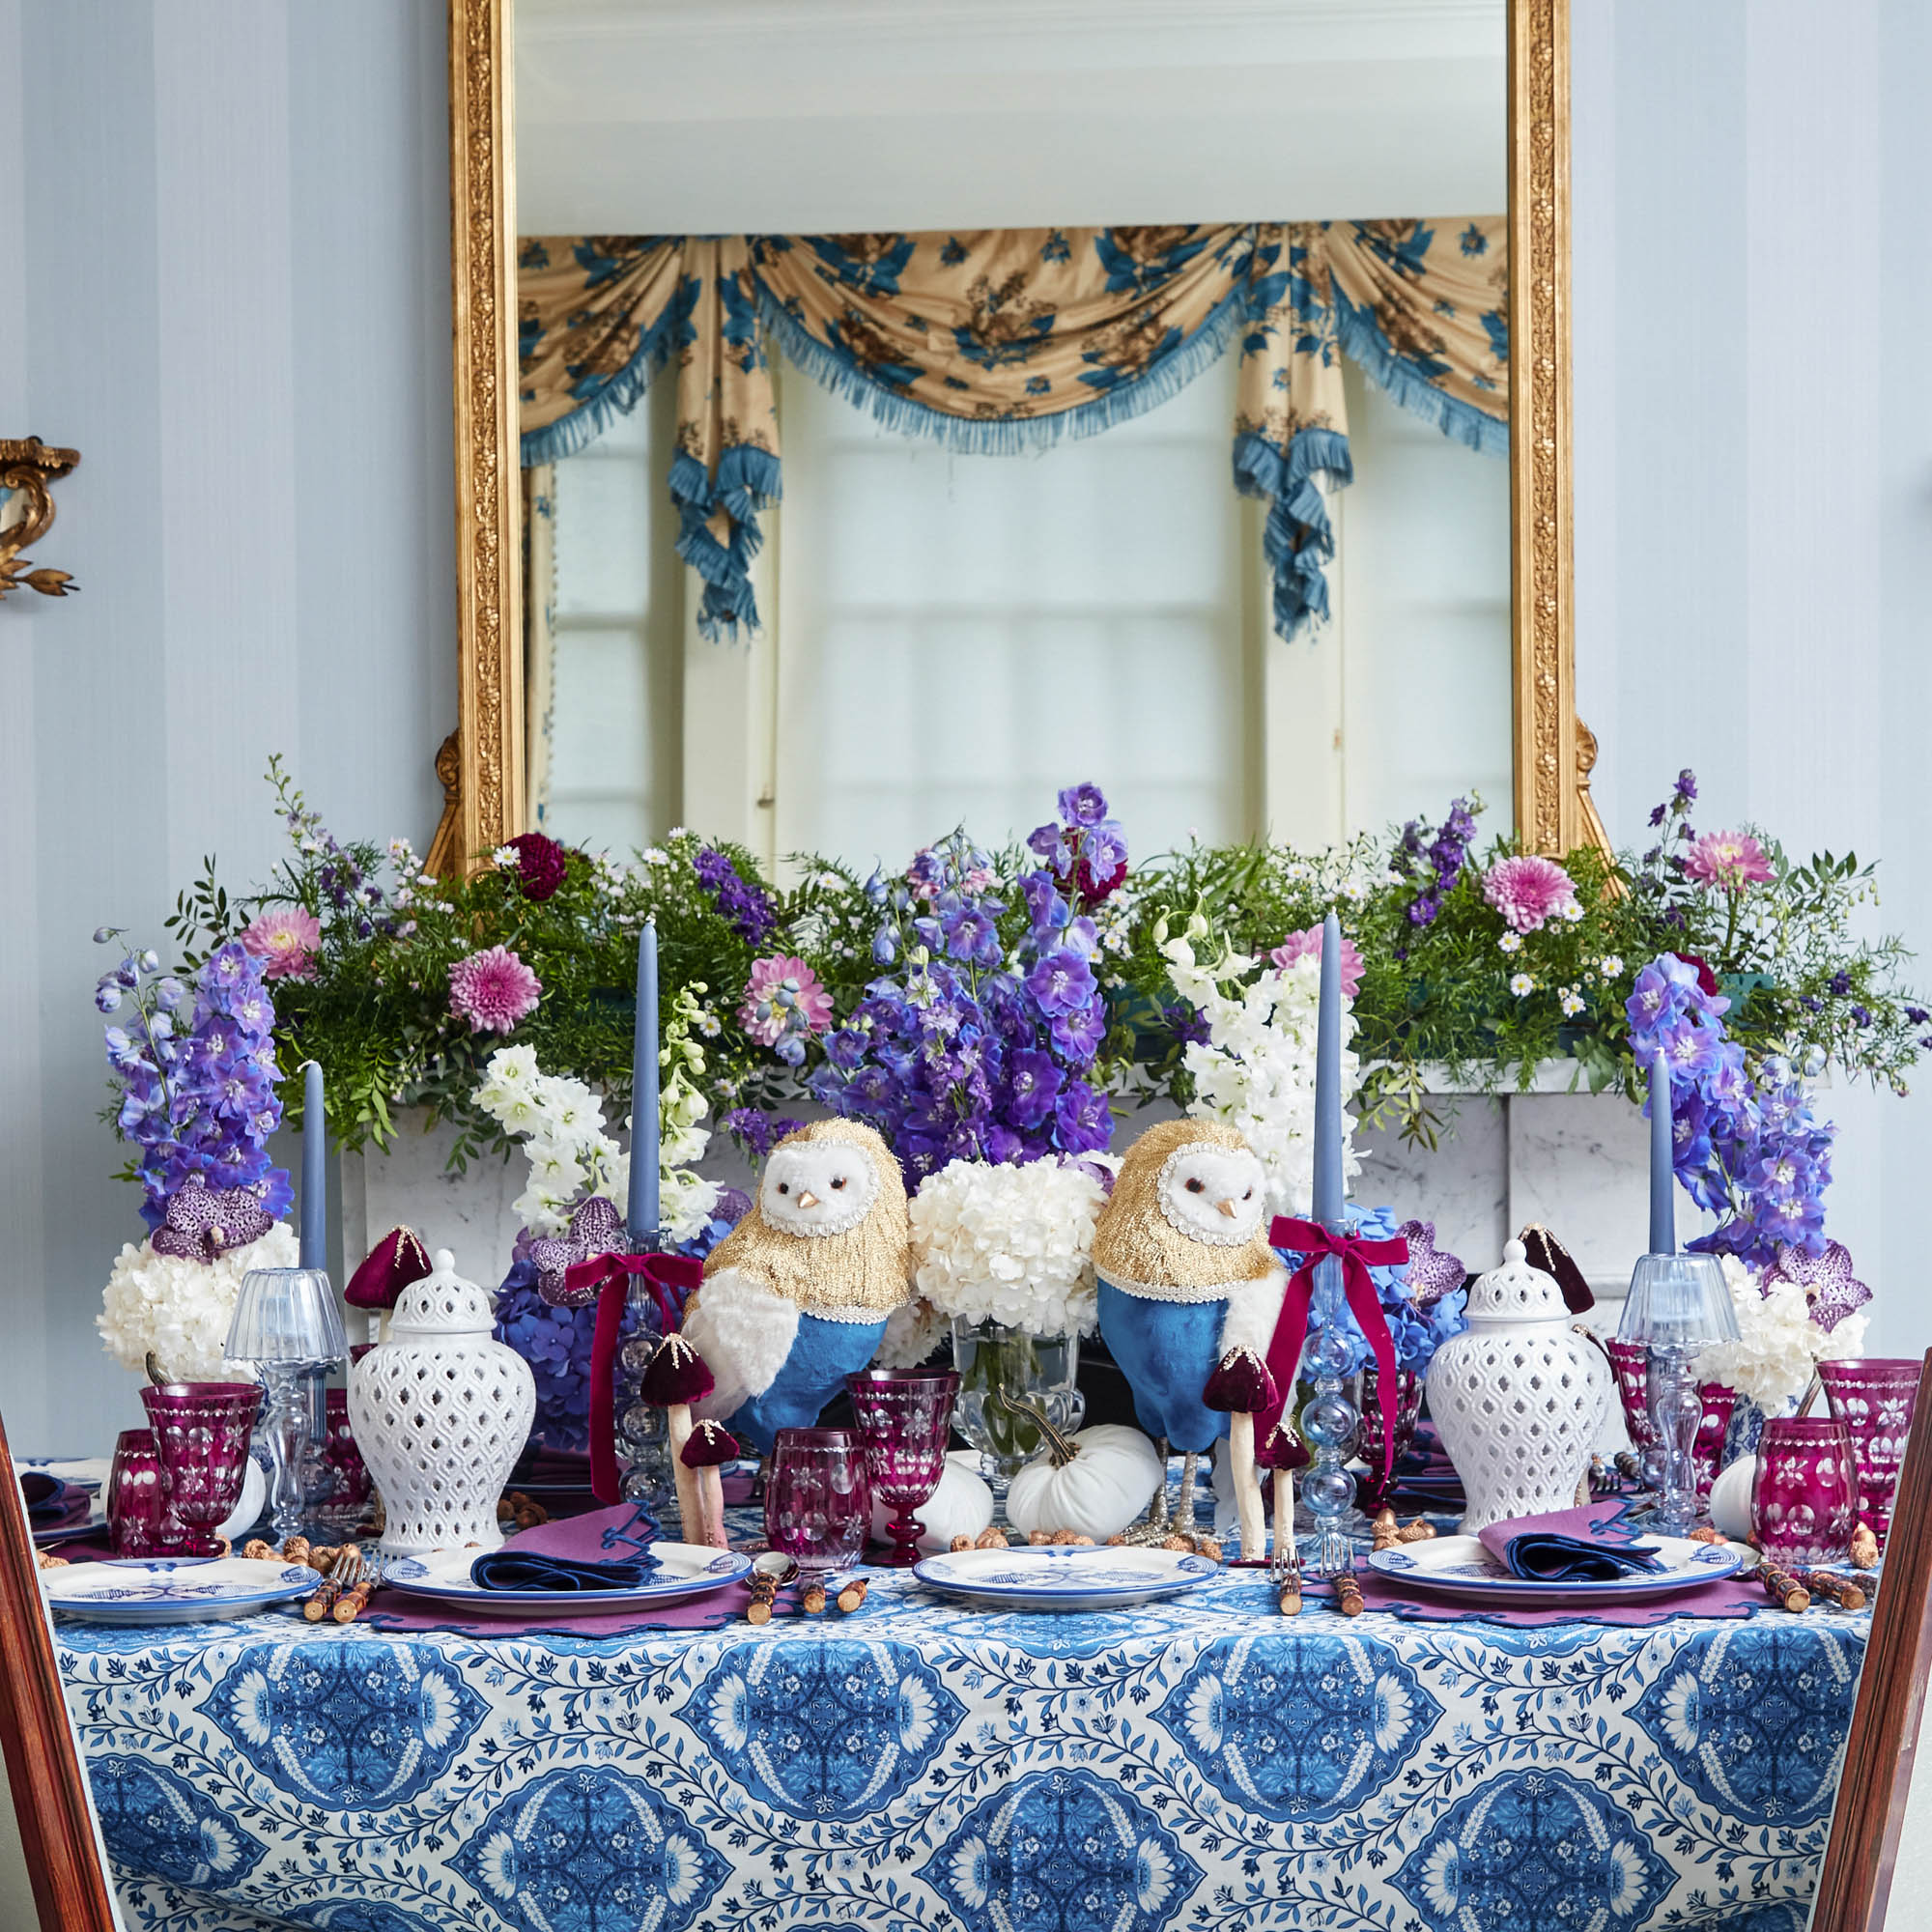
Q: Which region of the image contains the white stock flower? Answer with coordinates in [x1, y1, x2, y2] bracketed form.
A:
[909, 1157, 1108, 1338]
[1162, 941, 1356, 1218]
[99, 1223, 298, 1378]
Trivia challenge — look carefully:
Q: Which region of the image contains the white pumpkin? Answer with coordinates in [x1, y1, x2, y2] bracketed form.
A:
[1708, 1454, 1757, 1541]
[1007, 1424, 1163, 1543]
[869, 1450, 994, 1554]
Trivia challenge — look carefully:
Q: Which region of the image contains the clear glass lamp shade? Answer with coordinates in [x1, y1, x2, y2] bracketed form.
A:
[1617, 1253, 1740, 1350]
[224, 1267, 349, 1367]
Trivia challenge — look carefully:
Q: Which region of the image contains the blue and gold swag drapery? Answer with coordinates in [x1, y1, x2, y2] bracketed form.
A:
[518, 222, 1507, 641]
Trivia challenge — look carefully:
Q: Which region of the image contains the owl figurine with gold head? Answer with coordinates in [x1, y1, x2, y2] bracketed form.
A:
[682, 1120, 912, 1455]
[1093, 1119, 1286, 1541]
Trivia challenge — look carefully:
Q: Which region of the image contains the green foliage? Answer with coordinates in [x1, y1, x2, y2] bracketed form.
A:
[137, 767, 1927, 1165]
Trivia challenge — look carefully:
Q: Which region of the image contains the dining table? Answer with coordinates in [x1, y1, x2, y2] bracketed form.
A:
[50, 1476, 1864, 1932]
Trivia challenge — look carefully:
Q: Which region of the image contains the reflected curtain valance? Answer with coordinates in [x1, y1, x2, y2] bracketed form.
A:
[518, 222, 1507, 640]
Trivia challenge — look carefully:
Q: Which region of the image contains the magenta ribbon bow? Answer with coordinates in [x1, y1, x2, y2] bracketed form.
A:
[1263, 1216, 1410, 1467]
[575, 1251, 705, 1505]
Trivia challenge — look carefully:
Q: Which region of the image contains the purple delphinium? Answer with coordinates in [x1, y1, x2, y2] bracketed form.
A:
[693, 844, 778, 946]
[1627, 951, 1835, 1271]
[810, 790, 1120, 1178]
[97, 930, 292, 1230]
[1393, 796, 1479, 932]
[724, 1109, 805, 1161]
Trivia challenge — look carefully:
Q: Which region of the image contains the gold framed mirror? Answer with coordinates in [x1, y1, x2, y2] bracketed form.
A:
[443, 0, 1599, 868]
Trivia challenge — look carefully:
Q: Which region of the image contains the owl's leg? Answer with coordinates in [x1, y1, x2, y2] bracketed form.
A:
[1174, 1450, 1201, 1540]
[1123, 1439, 1173, 1543]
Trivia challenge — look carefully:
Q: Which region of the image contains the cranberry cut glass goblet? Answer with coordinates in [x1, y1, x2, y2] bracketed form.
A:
[846, 1369, 960, 1568]
[1817, 1357, 1921, 1552]
[107, 1428, 189, 1558]
[140, 1382, 263, 1558]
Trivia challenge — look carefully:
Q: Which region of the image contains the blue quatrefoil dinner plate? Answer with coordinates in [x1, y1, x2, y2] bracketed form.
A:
[913, 1544, 1219, 1612]
[44, 1557, 320, 1624]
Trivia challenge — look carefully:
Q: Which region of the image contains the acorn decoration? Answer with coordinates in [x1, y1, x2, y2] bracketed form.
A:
[642, 1334, 716, 1543]
[1204, 1348, 1277, 1563]
[679, 1417, 738, 1548]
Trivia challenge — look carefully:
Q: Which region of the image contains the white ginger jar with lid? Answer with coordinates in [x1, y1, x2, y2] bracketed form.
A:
[1425, 1237, 1612, 1532]
[349, 1246, 535, 1555]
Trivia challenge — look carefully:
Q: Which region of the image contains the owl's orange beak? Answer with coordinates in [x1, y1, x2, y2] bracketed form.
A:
[1217, 1197, 1241, 1217]
[795, 1190, 820, 1209]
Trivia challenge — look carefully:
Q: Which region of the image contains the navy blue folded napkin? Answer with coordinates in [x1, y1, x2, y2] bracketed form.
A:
[1496, 1532, 1664, 1582]
[469, 1548, 662, 1593]
[1475, 1503, 1664, 1582]
[20, 1473, 68, 1522]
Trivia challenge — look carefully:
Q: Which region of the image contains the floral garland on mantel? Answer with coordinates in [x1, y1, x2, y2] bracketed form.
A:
[136, 758, 1923, 1268]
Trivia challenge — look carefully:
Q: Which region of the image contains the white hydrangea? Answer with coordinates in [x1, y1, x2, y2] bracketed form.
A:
[872, 1296, 953, 1371]
[1693, 1255, 1872, 1410]
[909, 1157, 1108, 1338]
[1163, 929, 1357, 1218]
[98, 1222, 298, 1379]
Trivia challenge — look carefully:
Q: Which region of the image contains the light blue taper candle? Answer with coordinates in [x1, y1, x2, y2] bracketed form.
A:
[1649, 1047, 1675, 1255]
[299, 1060, 327, 1270]
[1313, 911, 1344, 1231]
[629, 919, 661, 1249]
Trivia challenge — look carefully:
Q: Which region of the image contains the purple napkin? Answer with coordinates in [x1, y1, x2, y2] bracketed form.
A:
[1476, 1500, 1662, 1582]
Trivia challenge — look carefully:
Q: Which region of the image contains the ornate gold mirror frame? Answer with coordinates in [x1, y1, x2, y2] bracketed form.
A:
[442, 0, 1600, 867]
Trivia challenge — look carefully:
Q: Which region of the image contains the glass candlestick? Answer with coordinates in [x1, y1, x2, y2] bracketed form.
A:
[1298, 1248, 1359, 1578]
[614, 1273, 672, 1511]
[224, 1265, 348, 1546]
[1643, 1342, 1705, 1536]
[1618, 1251, 1739, 1538]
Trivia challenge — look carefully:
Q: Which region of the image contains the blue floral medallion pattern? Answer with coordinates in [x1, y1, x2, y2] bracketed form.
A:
[54, 1536, 1867, 1932]
[1396, 1767, 1674, 1929]
[925, 1769, 1199, 1932]
[213, 1638, 488, 1807]
[90, 1754, 267, 1892]
[452, 1768, 728, 1932]
[686, 1637, 962, 1819]
[1159, 1631, 1439, 1821]
[1633, 1620, 1861, 1825]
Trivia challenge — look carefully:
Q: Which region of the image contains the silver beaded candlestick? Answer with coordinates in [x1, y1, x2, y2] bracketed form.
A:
[1299, 911, 1360, 1580]
[1298, 1244, 1360, 1577]
[615, 1297, 674, 1509]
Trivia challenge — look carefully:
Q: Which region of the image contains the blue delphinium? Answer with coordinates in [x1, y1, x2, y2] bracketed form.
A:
[1626, 952, 1834, 1270]
[809, 788, 1122, 1179]
[97, 931, 292, 1229]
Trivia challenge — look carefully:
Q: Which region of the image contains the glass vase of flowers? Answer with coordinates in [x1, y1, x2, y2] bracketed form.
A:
[888, 1154, 1109, 1509]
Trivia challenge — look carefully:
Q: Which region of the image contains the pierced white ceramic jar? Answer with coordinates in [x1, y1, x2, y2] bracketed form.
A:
[348, 1247, 535, 1555]
[1425, 1237, 1613, 1532]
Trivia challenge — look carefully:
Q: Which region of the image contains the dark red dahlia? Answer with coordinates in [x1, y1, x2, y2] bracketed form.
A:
[1073, 854, 1127, 904]
[505, 832, 569, 901]
[1673, 952, 1719, 998]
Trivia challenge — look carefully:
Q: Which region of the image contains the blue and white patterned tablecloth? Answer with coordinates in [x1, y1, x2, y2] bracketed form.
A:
[54, 1556, 1862, 1932]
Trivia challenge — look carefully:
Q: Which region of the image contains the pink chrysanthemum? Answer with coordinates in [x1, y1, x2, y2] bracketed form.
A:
[1683, 830, 1774, 890]
[1269, 924, 1365, 997]
[447, 945, 542, 1035]
[739, 954, 833, 1047]
[239, 907, 323, 981]
[1482, 855, 1579, 933]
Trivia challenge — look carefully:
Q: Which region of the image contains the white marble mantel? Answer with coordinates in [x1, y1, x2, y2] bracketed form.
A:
[339, 1067, 1672, 1319]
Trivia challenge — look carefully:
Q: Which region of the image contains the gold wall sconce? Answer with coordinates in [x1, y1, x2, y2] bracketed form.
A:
[0, 438, 81, 600]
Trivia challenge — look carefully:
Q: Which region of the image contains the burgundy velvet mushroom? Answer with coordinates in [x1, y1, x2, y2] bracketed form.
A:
[1205, 1347, 1278, 1563]
[641, 1334, 716, 1539]
[678, 1416, 739, 1549]
[343, 1227, 433, 1340]
[1255, 1417, 1308, 1567]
